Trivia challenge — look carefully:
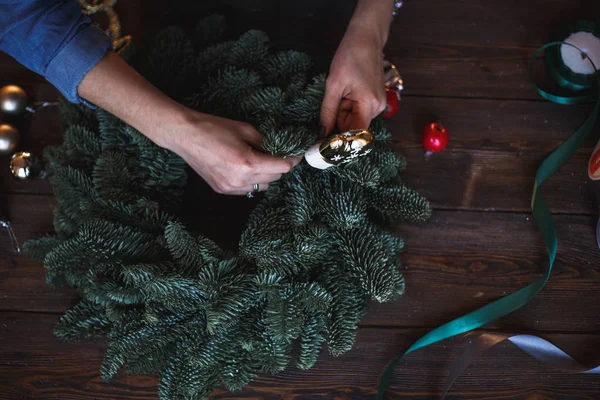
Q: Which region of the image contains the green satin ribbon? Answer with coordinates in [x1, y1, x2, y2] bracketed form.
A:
[377, 22, 600, 399]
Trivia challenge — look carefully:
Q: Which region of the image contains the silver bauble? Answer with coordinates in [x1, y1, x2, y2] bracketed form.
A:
[9, 151, 47, 180]
[0, 85, 28, 115]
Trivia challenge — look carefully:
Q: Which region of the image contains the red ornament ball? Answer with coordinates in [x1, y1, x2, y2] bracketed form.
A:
[381, 89, 399, 119]
[422, 122, 449, 153]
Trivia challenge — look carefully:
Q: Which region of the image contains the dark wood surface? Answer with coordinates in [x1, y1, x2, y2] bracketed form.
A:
[2, 0, 600, 398]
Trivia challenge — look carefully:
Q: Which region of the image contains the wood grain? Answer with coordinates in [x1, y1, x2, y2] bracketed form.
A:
[114, 0, 600, 99]
[367, 210, 600, 331]
[2, 312, 600, 400]
[120, 0, 600, 99]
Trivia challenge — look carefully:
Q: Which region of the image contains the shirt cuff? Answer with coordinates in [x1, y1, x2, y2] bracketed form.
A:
[45, 25, 112, 107]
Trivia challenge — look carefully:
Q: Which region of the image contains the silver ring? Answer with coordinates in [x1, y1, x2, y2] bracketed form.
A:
[246, 184, 259, 199]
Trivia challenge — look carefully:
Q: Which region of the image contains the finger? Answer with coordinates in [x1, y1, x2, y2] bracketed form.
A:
[251, 173, 282, 184]
[337, 98, 356, 133]
[338, 98, 354, 113]
[239, 125, 265, 149]
[285, 155, 302, 168]
[250, 158, 299, 183]
[252, 152, 301, 174]
[320, 78, 344, 135]
[348, 100, 375, 131]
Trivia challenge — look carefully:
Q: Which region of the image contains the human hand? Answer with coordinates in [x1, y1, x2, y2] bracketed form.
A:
[165, 111, 301, 195]
[77, 53, 299, 196]
[320, 24, 387, 136]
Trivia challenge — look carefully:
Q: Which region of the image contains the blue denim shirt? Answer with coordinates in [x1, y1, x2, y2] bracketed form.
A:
[0, 0, 112, 105]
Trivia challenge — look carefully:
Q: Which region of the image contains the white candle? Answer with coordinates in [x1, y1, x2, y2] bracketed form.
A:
[560, 31, 600, 75]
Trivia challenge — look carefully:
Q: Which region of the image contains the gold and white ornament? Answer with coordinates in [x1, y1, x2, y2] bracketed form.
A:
[0, 124, 20, 155]
[304, 129, 374, 170]
[0, 85, 28, 115]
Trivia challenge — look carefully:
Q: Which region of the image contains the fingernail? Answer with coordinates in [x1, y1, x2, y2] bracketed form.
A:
[319, 125, 326, 138]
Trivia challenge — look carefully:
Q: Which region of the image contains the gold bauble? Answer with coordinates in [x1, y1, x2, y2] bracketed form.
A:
[0, 124, 20, 155]
[0, 85, 28, 115]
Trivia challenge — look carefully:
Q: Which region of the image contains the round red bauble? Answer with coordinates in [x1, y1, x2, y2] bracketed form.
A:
[422, 122, 449, 153]
[381, 89, 399, 119]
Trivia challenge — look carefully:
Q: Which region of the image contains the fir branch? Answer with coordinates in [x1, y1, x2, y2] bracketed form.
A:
[192, 14, 228, 49]
[55, 300, 112, 341]
[144, 26, 196, 99]
[260, 50, 312, 85]
[22, 236, 62, 263]
[367, 184, 433, 222]
[297, 311, 327, 370]
[227, 30, 269, 68]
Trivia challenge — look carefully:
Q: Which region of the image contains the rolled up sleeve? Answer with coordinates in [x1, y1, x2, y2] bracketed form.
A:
[0, 0, 112, 105]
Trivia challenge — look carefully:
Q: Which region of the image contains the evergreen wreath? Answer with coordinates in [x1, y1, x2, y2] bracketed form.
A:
[24, 15, 431, 399]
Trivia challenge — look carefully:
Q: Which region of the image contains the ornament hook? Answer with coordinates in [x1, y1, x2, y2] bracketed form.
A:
[25, 101, 59, 114]
[0, 218, 20, 253]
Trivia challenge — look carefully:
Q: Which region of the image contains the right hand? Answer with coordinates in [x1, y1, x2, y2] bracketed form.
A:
[164, 110, 301, 195]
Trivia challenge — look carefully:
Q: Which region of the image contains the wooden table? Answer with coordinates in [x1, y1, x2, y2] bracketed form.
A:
[2, 0, 600, 398]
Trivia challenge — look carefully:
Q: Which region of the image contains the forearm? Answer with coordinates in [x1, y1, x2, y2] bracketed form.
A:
[77, 52, 190, 149]
[349, 0, 394, 48]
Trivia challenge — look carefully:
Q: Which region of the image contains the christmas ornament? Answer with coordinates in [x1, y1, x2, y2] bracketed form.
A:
[596, 216, 600, 250]
[24, 18, 431, 400]
[383, 59, 404, 94]
[0, 85, 28, 115]
[381, 89, 399, 118]
[589, 140, 600, 179]
[0, 124, 20, 155]
[0, 84, 58, 115]
[9, 152, 46, 180]
[422, 122, 449, 154]
[381, 59, 404, 119]
[304, 129, 374, 169]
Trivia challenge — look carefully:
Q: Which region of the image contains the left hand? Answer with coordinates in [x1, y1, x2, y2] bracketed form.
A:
[320, 25, 387, 136]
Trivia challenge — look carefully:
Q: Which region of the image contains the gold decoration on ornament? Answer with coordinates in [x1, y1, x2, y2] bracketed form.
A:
[319, 129, 374, 164]
[304, 129, 374, 169]
[78, 0, 132, 53]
